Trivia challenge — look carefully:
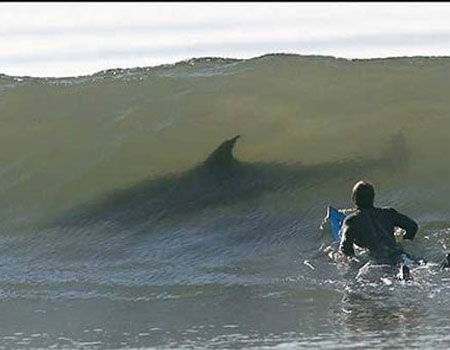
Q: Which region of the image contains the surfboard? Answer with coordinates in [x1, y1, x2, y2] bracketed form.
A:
[329, 206, 346, 242]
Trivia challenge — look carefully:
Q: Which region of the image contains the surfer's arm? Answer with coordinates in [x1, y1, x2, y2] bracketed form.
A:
[339, 220, 355, 257]
[390, 209, 418, 240]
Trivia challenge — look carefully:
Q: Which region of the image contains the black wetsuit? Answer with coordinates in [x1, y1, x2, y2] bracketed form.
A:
[339, 206, 418, 265]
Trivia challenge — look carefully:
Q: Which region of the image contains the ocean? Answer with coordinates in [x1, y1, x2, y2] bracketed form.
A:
[1, 54, 450, 349]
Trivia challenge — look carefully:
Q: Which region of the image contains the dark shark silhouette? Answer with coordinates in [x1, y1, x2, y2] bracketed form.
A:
[52, 133, 408, 229]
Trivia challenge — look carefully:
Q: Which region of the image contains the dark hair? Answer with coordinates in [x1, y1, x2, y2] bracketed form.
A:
[351, 180, 375, 208]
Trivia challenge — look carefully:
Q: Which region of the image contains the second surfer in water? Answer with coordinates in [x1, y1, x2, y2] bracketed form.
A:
[339, 180, 418, 279]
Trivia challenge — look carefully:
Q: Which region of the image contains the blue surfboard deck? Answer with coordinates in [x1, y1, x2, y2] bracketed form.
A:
[329, 206, 346, 242]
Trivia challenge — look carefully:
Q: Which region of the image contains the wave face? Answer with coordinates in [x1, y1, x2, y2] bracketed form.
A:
[2, 54, 450, 348]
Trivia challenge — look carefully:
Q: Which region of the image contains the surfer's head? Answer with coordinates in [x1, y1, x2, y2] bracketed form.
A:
[351, 180, 375, 208]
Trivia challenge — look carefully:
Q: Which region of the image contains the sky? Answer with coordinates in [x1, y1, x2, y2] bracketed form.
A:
[2, 2, 450, 77]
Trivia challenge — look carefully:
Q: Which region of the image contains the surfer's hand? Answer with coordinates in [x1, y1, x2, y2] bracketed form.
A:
[349, 256, 360, 264]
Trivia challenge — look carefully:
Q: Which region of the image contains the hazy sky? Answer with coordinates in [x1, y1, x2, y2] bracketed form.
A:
[2, 2, 450, 77]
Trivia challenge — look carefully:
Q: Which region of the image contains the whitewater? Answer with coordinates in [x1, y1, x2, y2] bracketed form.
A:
[1, 54, 450, 349]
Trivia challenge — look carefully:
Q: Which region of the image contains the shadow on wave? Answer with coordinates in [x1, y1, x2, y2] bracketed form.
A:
[50, 132, 409, 230]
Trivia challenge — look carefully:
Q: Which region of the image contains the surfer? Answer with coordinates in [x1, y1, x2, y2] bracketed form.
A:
[339, 180, 418, 279]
